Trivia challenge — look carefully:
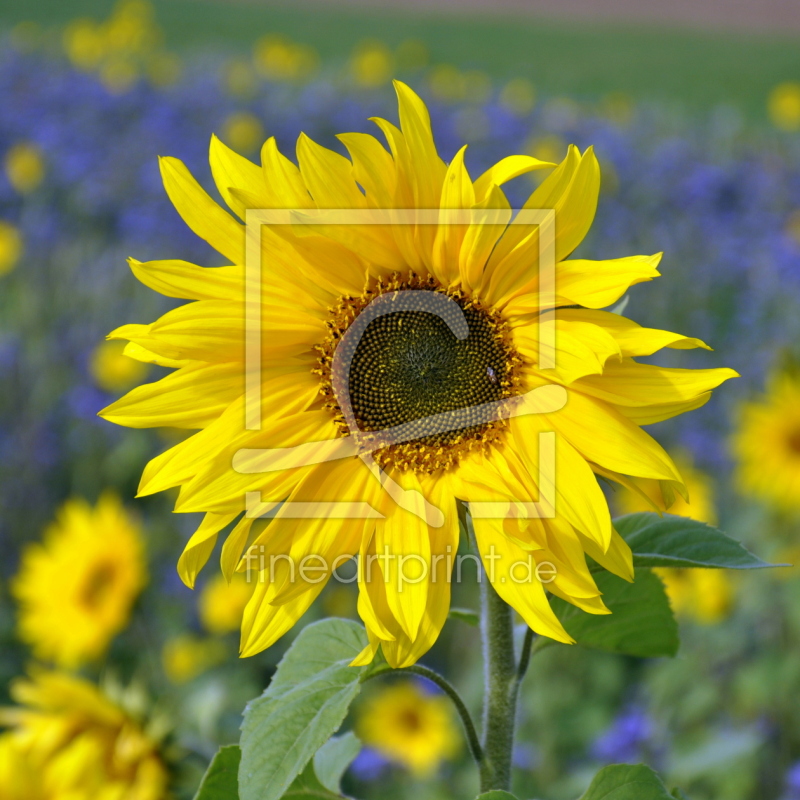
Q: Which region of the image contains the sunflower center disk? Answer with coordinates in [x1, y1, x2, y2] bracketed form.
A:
[315, 279, 522, 473]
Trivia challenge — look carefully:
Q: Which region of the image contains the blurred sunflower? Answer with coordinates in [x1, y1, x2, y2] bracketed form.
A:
[12, 493, 147, 668]
[733, 372, 800, 513]
[0, 669, 168, 800]
[101, 81, 736, 667]
[198, 572, 255, 634]
[355, 680, 459, 776]
[615, 452, 733, 624]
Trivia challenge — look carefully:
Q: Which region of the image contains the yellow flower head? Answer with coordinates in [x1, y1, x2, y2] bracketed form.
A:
[221, 112, 265, 155]
[253, 35, 317, 82]
[199, 573, 255, 634]
[0, 669, 168, 800]
[499, 78, 536, 117]
[349, 40, 394, 88]
[12, 493, 147, 668]
[4, 142, 45, 194]
[768, 81, 800, 131]
[733, 371, 800, 512]
[100, 81, 736, 668]
[162, 634, 226, 683]
[356, 680, 460, 776]
[0, 221, 22, 277]
[90, 339, 150, 392]
[615, 451, 733, 623]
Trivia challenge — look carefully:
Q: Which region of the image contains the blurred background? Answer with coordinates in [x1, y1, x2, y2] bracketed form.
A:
[2, 1, 800, 798]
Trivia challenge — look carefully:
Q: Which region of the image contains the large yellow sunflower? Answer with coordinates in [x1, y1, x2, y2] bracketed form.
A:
[100, 81, 736, 667]
[0, 669, 168, 800]
[733, 371, 800, 512]
[12, 493, 147, 668]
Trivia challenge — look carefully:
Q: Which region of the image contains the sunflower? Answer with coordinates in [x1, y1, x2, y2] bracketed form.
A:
[615, 451, 733, 624]
[733, 371, 800, 512]
[355, 680, 460, 776]
[100, 81, 736, 667]
[0, 669, 168, 800]
[12, 493, 147, 668]
[198, 572, 255, 635]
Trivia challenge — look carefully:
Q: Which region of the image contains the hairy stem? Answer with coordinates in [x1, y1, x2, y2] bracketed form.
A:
[479, 573, 519, 793]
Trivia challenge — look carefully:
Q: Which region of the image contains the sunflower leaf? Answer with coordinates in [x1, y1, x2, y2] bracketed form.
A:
[579, 763, 675, 799]
[193, 745, 240, 800]
[449, 607, 480, 626]
[313, 733, 361, 793]
[476, 792, 519, 799]
[547, 569, 678, 658]
[614, 512, 774, 569]
[239, 619, 369, 800]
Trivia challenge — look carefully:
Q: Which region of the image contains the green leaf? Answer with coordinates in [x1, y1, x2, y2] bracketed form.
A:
[615, 513, 773, 569]
[239, 619, 369, 800]
[671, 790, 690, 799]
[580, 764, 674, 799]
[449, 607, 480, 626]
[476, 792, 519, 800]
[549, 569, 678, 658]
[194, 745, 240, 800]
[283, 733, 361, 799]
[313, 733, 361, 794]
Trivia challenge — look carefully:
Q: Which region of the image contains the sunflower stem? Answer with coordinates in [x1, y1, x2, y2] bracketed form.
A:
[479, 571, 519, 793]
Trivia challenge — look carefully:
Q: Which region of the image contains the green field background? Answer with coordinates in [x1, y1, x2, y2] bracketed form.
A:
[2, 0, 800, 118]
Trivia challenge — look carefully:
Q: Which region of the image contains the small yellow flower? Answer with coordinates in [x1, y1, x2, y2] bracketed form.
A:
[356, 681, 460, 776]
[253, 35, 317, 81]
[162, 634, 226, 683]
[4, 142, 45, 194]
[90, 339, 150, 392]
[499, 77, 536, 116]
[658, 568, 733, 624]
[615, 451, 733, 623]
[222, 112, 265, 155]
[427, 64, 466, 103]
[224, 58, 258, 98]
[0, 221, 22, 277]
[733, 371, 800, 512]
[350, 40, 394, 88]
[62, 19, 106, 71]
[199, 573, 255, 635]
[768, 81, 800, 131]
[12, 493, 147, 668]
[524, 134, 567, 185]
[100, 57, 140, 93]
[0, 669, 168, 800]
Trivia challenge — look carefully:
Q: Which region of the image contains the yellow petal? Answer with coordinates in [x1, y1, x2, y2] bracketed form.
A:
[129, 258, 243, 301]
[159, 156, 244, 264]
[209, 134, 268, 219]
[177, 512, 239, 588]
[473, 154, 555, 201]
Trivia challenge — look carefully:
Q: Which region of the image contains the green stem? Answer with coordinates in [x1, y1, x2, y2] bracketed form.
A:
[361, 664, 484, 767]
[479, 573, 519, 793]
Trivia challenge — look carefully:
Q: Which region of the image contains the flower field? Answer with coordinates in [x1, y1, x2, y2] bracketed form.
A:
[2, 3, 800, 799]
